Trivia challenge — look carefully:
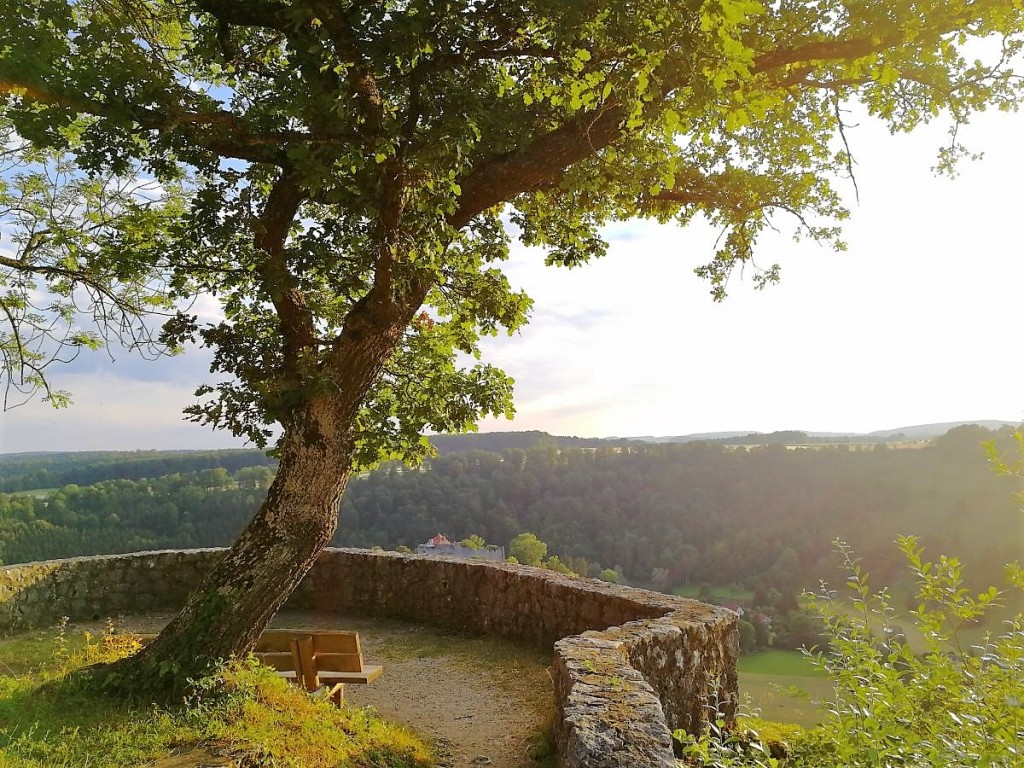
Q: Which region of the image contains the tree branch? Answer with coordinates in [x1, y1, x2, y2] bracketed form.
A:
[253, 172, 317, 369]
[1, 79, 298, 164]
[304, 0, 388, 135]
[450, 3, 1012, 228]
[193, 0, 294, 31]
[450, 102, 626, 227]
[754, 1, 1010, 75]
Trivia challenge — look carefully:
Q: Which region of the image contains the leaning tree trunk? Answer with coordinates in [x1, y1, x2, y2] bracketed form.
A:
[103, 282, 428, 698]
[101, 397, 352, 696]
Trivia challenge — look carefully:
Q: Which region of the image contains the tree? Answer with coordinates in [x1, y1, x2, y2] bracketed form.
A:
[0, 123, 178, 409]
[736, 618, 757, 654]
[599, 568, 623, 584]
[509, 531, 547, 566]
[650, 566, 670, 591]
[459, 534, 486, 549]
[1, 0, 1021, 696]
[543, 554, 577, 575]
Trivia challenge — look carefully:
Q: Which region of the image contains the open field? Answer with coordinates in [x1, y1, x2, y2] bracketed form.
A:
[739, 650, 823, 677]
[738, 650, 833, 728]
[6, 488, 58, 499]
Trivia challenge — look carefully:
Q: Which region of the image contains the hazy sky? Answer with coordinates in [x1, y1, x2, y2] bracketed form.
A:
[1, 109, 1021, 453]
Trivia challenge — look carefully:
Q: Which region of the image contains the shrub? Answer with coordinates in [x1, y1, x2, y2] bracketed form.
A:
[676, 538, 1023, 767]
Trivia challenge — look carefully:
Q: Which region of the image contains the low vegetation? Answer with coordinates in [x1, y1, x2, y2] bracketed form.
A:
[677, 539, 1024, 767]
[0, 623, 435, 768]
[737, 651, 831, 729]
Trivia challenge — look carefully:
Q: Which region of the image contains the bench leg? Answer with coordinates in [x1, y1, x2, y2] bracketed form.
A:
[328, 683, 345, 707]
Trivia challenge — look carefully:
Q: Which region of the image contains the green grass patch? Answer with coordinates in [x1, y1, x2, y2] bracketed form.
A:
[739, 650, 824, 677]
[739, 651, 831, 728]
[0, 626, 435, 768]
[737, 716, 805, 742]
[0, 630, 89, 678]
[738, 671, 834, 728]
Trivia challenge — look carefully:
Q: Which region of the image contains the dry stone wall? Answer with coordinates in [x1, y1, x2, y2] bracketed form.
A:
[0, 548, 738, 767]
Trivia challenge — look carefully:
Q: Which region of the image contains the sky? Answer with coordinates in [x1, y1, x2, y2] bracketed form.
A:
[1, 108, 1022, 452]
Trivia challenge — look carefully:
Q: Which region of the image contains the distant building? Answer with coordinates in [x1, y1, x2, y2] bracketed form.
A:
[722, 602, 745, 617]
[416, 533, 505, 562]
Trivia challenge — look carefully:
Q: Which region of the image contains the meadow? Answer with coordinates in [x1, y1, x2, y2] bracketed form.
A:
[737, 650, 832, 729]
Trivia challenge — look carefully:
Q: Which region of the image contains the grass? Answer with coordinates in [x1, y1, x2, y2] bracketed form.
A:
[736, 716, 807, 750]
[738, 672, 834, 729]
[0, 630, 89, 677]
[0, 624, 436, 768]
[738, 650, 824, 677]
[739, 650, 832, 729]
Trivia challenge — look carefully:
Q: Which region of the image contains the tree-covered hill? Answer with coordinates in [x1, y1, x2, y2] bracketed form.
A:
[425, 430, 615, 455]
[1, 425, 1018, 610]
[338, 425, 1021, 598]
[0, 464, 276, 564]
[0, 450, 275, 494]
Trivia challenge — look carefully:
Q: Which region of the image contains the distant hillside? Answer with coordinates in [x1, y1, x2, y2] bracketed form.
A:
[607, 432, 753, 443]
[426, 431, 634, 455]
[420, 421, 1021, 453]
[2, 425, 1019, 613]
[0, 449, 274, 493]
[337, 423, 1021, 601]
[616, 420, 1020, 445]
[866, 420, 1020, 439]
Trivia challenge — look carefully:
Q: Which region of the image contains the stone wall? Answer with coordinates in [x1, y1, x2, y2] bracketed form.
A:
[0, 549, 737, 767]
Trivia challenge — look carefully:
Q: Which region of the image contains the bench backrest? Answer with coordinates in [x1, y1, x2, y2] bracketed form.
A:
[136, 629, 373, 691]
[252, 631, 305, 680]
[256, 629, 370, 689]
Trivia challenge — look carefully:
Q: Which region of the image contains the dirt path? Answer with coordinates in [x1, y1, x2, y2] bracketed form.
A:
[275, 612, 555, 768]
[92, 612, 555, 768]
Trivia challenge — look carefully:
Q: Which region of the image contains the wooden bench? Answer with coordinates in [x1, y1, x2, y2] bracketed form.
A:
[137, 629, 383, 706]
[258, 629, 383, 706]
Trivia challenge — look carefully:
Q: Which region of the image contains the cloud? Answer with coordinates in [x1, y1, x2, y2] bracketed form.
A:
[0, 370, 249, 453]
[58, 342, 215, 385]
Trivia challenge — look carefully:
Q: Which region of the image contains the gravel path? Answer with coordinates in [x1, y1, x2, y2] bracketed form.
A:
[276, 612, 555, 768]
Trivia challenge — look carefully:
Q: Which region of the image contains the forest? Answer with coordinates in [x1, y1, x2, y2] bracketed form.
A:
[1, 425, 1017, 594]
[0, 450, 275, 494]
[341, 425, 1019, 591]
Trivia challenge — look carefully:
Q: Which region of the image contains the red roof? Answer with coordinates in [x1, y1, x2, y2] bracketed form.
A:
[428, 533, 451, 546]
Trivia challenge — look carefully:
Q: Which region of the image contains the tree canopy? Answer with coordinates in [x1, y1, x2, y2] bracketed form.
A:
[2, 0, 1020, 447]
[1, 0, 1021, 695]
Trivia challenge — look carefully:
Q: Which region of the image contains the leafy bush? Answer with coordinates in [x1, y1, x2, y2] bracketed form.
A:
[677, 538, 1023, 767]
[676, 717, 789, 767]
